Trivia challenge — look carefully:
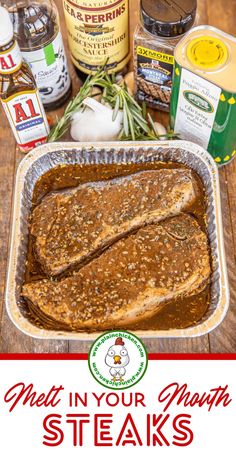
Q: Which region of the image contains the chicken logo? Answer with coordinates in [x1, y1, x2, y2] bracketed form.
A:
[89, 330, 148, 389]
[105, 337, 130, 382]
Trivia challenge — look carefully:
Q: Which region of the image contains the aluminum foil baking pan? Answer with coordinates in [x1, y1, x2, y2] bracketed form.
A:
[5, 141, 229, 340]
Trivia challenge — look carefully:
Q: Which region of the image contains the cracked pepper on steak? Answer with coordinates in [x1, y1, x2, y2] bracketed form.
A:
[30, 169, 199, 276]
[22, 213, 211, 330]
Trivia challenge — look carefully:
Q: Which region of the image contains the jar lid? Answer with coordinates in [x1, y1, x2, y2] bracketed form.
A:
[186, 35, 229, 70]
[141, 0, 197, 38]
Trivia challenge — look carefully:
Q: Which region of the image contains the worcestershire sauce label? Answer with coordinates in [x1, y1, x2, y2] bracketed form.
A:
[136, 46, 174, 109]
[63, 0, 130, 74]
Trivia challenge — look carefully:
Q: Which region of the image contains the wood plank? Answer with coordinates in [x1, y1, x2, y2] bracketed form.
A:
[206, 0, 236, 32]
[0, 147, 69, 352]
[0, 104, 16, 333]
[226, 162, 236, 260]
[209, 170, 236, 352]
[206, 0, 236, 352]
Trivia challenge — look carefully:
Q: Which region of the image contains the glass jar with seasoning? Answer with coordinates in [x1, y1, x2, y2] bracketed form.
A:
[133, 0, 197, 112]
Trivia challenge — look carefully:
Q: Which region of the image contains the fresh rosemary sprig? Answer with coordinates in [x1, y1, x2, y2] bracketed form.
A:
[47, 65, 179, 143]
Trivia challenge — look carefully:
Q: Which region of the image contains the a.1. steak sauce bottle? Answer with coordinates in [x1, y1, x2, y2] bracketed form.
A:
[0, 6, 50, 152]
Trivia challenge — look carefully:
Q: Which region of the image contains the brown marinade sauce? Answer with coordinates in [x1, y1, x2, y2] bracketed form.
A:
[24, 160, 210, 331]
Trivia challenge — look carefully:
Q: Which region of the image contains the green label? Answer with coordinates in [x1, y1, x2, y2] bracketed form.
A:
[44, 42, 55, 66]
[183, 90, 214, 113]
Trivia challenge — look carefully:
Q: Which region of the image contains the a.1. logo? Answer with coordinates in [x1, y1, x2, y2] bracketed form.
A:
[88, 330, 148, 390]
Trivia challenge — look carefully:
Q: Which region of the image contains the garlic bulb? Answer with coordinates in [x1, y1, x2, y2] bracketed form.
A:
[70, 97, 123, 142]
[153, 122, 167, 140]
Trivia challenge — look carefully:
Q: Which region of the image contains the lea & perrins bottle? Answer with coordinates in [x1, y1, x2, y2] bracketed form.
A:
[63, 0, 130, 79]
[6, 0, 72, 110]
[0, 6, 49, 153]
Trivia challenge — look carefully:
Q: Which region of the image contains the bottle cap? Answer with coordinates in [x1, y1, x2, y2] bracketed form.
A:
[141, 0, 197, 38]
[0, 6, 14, 47]
[186, 35, 229, 71]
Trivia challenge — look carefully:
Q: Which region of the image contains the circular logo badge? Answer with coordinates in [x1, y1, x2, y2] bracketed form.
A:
[88, 331, 148, 390]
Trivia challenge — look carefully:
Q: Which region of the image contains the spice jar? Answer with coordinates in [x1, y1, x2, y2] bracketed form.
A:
[134, 0, 197, 112]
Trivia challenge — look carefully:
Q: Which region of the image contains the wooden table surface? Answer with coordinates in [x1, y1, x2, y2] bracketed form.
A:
[0, 0, 235, 353]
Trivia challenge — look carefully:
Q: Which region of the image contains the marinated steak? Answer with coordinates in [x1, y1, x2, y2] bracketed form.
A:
[31, 169, 199, 276]
[22, 214, 210, 330]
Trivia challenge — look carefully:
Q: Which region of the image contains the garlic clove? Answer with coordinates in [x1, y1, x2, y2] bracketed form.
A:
[83, 97, 112, 115]
[91, 86, 102, 101]
[115, 73, 124, 83]
[153, 122, 167, 140]
[124, 71, 134, 95]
